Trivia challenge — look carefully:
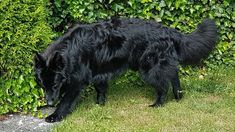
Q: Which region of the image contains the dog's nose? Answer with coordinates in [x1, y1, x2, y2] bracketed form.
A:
[47, 98, 54, 106]
[47, 100, 54, 106]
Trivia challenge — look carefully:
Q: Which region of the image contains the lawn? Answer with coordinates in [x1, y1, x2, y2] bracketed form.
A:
[52, 67, 235, 132]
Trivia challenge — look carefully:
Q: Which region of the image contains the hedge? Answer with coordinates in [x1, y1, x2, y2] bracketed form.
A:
[49, 0, 235, 66]
[0, 0, 234, 114]
[0, 0, 54, 114]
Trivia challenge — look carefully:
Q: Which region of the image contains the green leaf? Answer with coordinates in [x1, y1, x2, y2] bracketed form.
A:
[141, 0, 152, 3]
[175, 1, 180, 9]
[159, 1, 166, 7]
[19, 75, 24, 84]
[29, 79, 37, 88]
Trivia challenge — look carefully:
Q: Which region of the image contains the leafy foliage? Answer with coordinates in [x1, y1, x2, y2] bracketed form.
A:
[0, 0, 54, 114]
[49, 0, 235, 66]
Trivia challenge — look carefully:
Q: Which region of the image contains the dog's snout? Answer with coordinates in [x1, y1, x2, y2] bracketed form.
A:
[47, 100, 54, 106]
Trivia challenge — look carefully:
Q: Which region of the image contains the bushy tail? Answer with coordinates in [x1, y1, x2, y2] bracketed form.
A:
[178, 19, 218, 64]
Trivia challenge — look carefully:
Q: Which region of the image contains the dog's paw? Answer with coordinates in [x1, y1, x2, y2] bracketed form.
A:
[148, 103, 163, 108]
[178, 90, 183, 98]
[96, 95, 106, 106]
[176, 90, 183, 101]
[45, 113, 63, 123]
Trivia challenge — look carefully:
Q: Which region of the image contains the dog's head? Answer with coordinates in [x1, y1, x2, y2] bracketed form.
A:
[34, 52, 67, 106]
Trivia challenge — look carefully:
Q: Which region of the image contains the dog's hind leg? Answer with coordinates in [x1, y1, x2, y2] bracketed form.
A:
[171, 70, 183, 101]
[94, 81, 108, 105]
[149, 80, 169, 107]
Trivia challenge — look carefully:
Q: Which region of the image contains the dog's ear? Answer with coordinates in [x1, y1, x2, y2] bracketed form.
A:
[49, 52, 65, 71]
[34, 53, 45, 69]
[111, 17, 121, 28]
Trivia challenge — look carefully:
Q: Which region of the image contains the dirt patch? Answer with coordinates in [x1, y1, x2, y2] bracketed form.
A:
[0, 115, 9, 121]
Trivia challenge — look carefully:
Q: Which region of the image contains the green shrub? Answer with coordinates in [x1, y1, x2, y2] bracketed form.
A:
[0, 0, 54, 114]
[49, 0, 235, 66]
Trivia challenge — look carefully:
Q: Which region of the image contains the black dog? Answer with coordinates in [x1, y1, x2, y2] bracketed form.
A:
[34, 18, 217, 122]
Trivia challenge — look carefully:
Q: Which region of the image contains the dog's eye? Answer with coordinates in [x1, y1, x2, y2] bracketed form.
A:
[147, 55, 154, 60]
[52, 85, 57, 90]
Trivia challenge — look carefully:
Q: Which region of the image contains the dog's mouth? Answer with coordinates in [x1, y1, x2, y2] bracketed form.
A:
[47, 100, 55, 106]
[46, 91, 65, 107]
[46, 98, 59, 107]
[45, 92, 60, 107]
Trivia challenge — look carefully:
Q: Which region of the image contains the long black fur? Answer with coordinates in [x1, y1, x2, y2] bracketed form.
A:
[34, 18, 218, 122]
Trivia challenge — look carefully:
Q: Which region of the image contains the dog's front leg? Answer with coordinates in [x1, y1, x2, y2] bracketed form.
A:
[94, 81, 108, 105]
[45, 86, 82, 123]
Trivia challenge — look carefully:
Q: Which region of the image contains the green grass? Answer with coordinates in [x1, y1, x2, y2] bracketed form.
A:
[53, 67, 235, 132]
